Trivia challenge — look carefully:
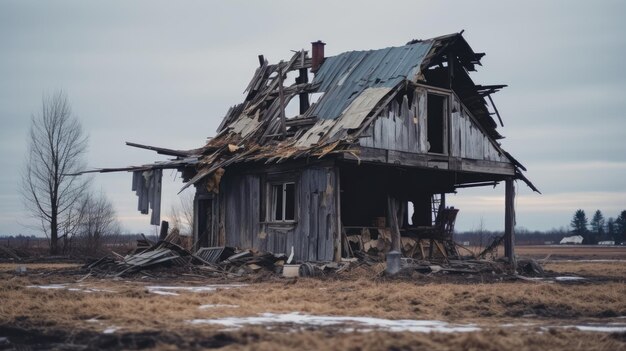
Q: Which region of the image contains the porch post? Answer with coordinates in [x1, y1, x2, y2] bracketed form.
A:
[504, 177, 516, 268]
[192, 190, 199, 251]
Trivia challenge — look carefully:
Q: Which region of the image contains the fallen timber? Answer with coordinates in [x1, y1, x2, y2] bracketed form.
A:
[83, 229, 536, 280]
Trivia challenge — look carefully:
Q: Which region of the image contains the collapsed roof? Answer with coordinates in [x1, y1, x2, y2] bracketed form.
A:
[82, 32, 537, 193]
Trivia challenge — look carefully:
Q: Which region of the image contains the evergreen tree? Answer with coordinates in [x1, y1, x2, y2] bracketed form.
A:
[607, 218, 617, 244]
[590, 210, 605, 240]
[616, 210, 626, 244]
[570, 209, 592, 244]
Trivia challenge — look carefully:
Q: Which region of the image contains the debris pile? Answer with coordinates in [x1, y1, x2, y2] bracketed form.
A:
[85, 233, 293, 278]
[345, 227, 461, 263]
[82, 229, 539, 280]
[401, 258, 506, 275]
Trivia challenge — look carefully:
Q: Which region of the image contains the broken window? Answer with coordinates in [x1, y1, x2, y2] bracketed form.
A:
[270, 182, 296, 222]
[427, 93, 447, 154]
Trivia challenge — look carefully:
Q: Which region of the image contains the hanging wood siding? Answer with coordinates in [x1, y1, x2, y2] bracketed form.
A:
[221, 173, 261, 250]
[220, 166, 337, 261]
[359, 88, 428, 154]
[449, 95, 508, 162]
[359, 87, 508, 163]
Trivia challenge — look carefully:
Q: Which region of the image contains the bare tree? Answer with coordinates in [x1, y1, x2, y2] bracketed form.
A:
[21, 91, 89, 254]
[74, 191, 121, 256]
[169, 191, 194, 236]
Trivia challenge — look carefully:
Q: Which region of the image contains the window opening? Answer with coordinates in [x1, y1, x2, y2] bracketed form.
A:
[270, 182, 295, 221]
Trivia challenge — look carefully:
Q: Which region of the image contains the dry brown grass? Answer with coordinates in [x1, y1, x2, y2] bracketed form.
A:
[219, 329, 626, 351]
[2, 272, 625, 330]
[544, 261, 626, 279]
[0, 262, 81, 271]
[513, 245, 626, 260]
[1, 260, 625, 350]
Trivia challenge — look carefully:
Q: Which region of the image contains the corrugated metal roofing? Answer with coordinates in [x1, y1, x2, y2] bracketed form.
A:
[311, 41, 434, 120]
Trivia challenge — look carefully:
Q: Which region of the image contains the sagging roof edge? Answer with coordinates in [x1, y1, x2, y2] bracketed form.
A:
[68, 32, 538, 194]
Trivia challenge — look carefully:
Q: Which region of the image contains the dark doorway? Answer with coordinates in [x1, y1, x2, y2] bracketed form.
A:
[197, 196, 216, 247]
[427, 94, 446, 154]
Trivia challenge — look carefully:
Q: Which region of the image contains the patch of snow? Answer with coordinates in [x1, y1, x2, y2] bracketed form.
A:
[149, 290, 180, 296]
[199, 304, 240, 309]
[103, 326, 120, 334]
[188, 312, 480, 333]
[560, 324, 626, 333]
[27, 284, 116, 293]
[146, 284, 246, 296]
[555, 276, 586, 281]
[27, 284, 67, 289]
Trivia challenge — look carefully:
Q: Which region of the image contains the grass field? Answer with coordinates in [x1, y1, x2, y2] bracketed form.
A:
[0, 246, 625, 350]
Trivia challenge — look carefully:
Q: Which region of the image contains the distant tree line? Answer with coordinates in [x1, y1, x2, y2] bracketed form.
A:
[454, 227, 569, 246]
[569, 209, 626, 245]
[455, 210, 626, 247]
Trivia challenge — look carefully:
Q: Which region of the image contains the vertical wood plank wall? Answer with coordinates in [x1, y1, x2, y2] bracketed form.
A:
[449, 95, 508, 162]
[220, 166, 337, 261]
[359, 88, 508, 163]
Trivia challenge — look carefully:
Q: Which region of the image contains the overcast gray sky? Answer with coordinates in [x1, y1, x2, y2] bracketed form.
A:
[1, 0, 624, 235]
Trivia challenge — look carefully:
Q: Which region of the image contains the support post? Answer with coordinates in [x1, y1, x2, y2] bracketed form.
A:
[387, 196, 402, 252]
[440, 192, 446, 213]
[159, 220, 169, 241]
[386, 196, 402, 275]
[504, 178, 516, 268]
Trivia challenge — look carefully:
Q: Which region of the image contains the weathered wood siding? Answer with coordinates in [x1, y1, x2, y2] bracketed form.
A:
[449, 95, 508, 162]
[220, 166, 337, 261]
[359, 88, 429, 153]
[359, 87, 508, 163]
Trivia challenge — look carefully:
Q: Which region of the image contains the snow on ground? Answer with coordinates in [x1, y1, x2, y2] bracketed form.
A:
[189, 312, 626, 334]
[27, 284, 116, 293]
[188, 312, 480, 333]
[26, 283, 246, 295]
[146, 284, 247, 296]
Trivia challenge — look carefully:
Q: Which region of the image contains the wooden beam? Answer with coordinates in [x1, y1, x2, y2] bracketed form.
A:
[504, 178, 516, 268]
[387, 196, 402, 252]
[125, 142, 195, 157]
[278, 64, 286, 139]
[159, 220, 169, 241]
[487, 94, 504, 127]
[341, 147, 515, 176]
[458, 158, 514, 176]
[285, 116, 316, 128]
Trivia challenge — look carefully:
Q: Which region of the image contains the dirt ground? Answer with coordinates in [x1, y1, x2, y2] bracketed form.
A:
[1, 246, 625, 350]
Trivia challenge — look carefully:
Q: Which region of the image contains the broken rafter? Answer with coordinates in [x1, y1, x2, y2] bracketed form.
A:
[487, 95, 504, 127]
[125, 142, 196, 157]
[454, 181, 499, 189]
[66, 160, 189, 176]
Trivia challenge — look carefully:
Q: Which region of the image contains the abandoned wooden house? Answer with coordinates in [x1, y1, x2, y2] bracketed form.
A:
[88, 32, 538, 265]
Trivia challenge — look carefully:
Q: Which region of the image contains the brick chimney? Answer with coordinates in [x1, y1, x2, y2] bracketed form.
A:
[311, 40, 326, 73]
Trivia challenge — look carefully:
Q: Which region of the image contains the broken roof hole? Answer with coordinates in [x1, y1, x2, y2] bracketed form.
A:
[309, 92, 324, 104]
